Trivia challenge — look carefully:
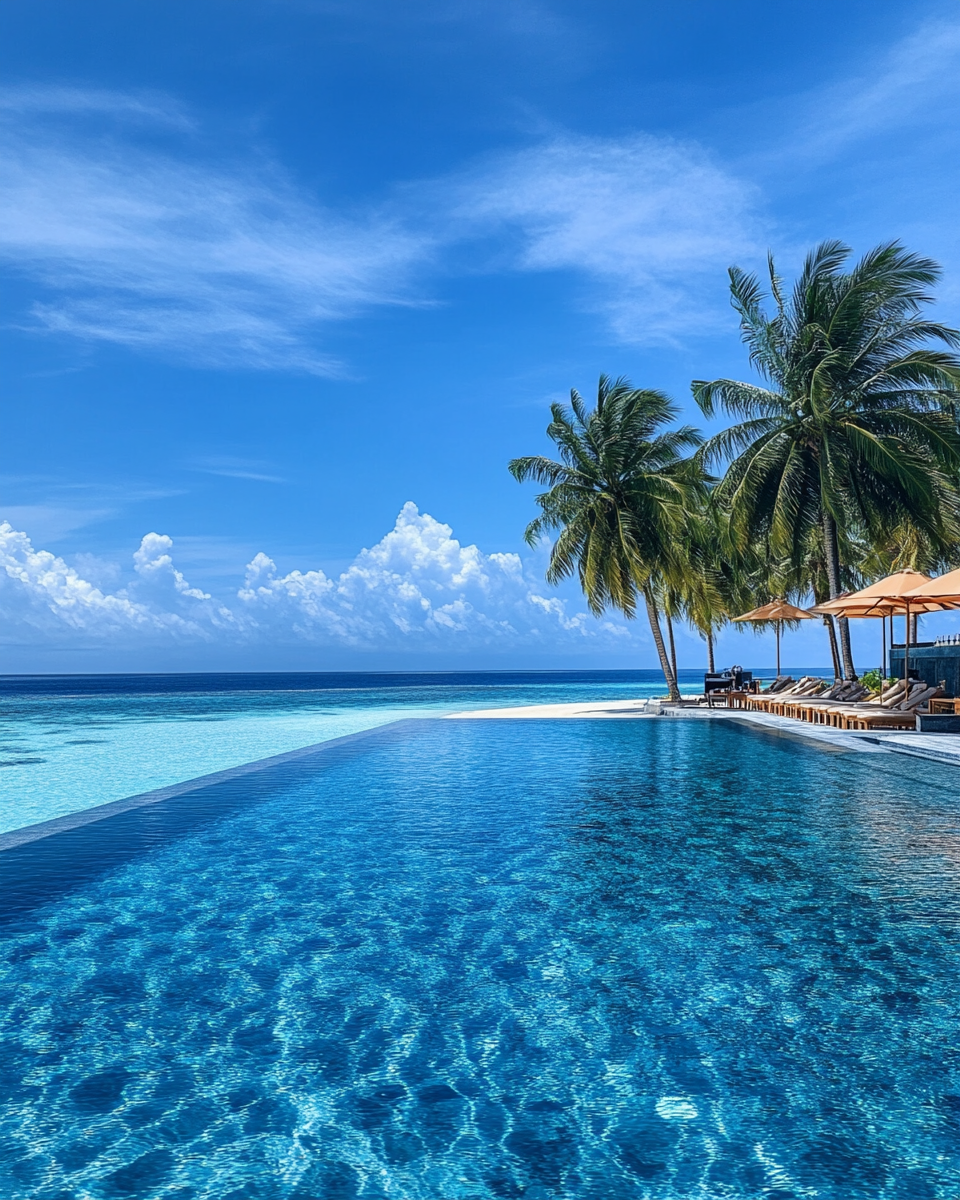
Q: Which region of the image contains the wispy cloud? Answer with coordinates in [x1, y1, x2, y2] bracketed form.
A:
[0, 84, 764, 365]
[0, 85, 195, 129]
[1, 12, 956, 374]
[191, 457, 287, 484]
[0, 89, 431, 374]
[442, 133, 763, 344]
[755, 14, 960, 172]
[0, 504, 116, 543]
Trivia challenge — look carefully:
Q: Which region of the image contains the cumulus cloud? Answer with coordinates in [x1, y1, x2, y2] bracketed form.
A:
[0, 521, 176, 637]
[0, 504, 633, 653]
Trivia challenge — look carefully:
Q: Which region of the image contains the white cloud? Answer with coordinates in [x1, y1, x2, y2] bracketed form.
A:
[0, 521, 167, 636]
[788, 16, 960, 163]
[1, 15, 956, 371]
[0, 86, 762, 365]
[0, 504, 116, 543]
[0, 504, 639, 653]
[190, 456, 287, 484]
[442, 133, 762, 343]
[0, 89, 429, 374]
[0, 85, 194, 129]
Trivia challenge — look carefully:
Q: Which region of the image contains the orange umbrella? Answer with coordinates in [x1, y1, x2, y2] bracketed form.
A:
[904, 567, 960, 604]
[815, 570, 955, 687]
[810, 596, 901, 683]
[732, 600, 816, 676]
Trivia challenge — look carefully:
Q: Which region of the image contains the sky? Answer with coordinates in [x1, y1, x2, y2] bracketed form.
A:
[2, 0, 959, 673]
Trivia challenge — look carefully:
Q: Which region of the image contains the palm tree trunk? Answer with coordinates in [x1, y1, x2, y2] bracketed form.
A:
[823, 617, 842, 682]
[706, 628, 715, 673]
[644, 586, 681, 701]
[666, 610, 678, 686]
[822, 509, 856, 679]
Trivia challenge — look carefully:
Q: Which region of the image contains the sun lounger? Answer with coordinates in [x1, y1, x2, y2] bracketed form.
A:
[843, 685, 944, 730]
[813, 682, 920, 728]
[793, 678, 919, 725]
[770, 680, 830, 716]
[782, 682, 868, 723]
[747, 677, 820, 712]
[765, 675, 794, 694]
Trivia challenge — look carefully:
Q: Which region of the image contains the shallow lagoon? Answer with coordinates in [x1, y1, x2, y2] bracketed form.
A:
[2, 717, 960, 1198]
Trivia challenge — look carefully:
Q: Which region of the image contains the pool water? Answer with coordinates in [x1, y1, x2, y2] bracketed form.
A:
[0, 671, 719, 834]
[3, 717, 960, 1198]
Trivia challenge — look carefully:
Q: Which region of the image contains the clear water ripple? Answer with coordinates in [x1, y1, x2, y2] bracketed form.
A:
[1, 718, 959, 1197]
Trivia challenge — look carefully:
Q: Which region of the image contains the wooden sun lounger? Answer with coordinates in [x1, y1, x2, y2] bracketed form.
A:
[780, 682, 869, 723]
[813, 682, 922, 729]
[842, 686, 944, 731]
[747, 677, 822, 713]
[774, 677, 922, 727]
[774, 687, 833, 717]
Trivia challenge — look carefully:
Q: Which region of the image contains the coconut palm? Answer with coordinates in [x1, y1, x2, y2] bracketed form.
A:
[694, 240, 960, 679]
[674, 501, 740, 673]
[509, 375, 704, 701]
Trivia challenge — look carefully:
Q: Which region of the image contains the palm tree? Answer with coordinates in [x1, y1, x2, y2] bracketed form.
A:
[509, 375, 704, 701]
[675, 501, 736, 673]
[694, 240, 960, 680]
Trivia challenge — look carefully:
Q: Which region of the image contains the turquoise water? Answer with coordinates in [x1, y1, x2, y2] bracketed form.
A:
[0, 671, 714, 833]
[2, 717, 960, 1197]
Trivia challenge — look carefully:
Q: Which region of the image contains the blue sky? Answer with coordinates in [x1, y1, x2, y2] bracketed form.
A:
[2, 0, 959, 672]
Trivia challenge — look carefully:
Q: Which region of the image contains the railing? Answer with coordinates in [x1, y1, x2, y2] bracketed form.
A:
[935, 634, 960, 646]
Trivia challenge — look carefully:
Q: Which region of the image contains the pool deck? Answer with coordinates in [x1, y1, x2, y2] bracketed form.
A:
[446, 699, 960, 768]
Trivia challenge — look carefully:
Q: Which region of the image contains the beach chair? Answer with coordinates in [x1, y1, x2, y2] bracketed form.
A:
[746, 677, 809, 713]
[745, 677, 793, 708]
[813, 682, 908, 728]
[789, 681, 868, 724]
[771, 679, 828, 717]
[843, 685, 944, 731]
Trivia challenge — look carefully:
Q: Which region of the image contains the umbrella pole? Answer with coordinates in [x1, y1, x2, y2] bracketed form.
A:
[904, 602, 910, 692]
[882, 615, 886, 684]
[890, 613, 894, 677]
[776, 621, 781, 676]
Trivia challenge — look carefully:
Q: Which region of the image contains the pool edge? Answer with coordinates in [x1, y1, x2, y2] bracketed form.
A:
[0, 718, 427, 853]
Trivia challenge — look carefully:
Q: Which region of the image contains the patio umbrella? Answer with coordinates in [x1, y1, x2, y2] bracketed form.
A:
[811, 595, 903, 683]
[904, 567, 960, 605]
[732, 600, 816, 677]
[813, 570, 952, 688]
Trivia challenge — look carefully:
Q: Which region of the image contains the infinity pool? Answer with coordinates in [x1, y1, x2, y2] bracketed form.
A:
[0, 670, 709, 833]
[2, 718, 960, 1198]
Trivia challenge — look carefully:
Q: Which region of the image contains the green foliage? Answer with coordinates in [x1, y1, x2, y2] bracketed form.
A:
[509, 375, 705, 618]
[860, 669, 896, 692]
[510, 241, 960, 686]
[509, 375, 706, 698]
[693, 240, 960, 677]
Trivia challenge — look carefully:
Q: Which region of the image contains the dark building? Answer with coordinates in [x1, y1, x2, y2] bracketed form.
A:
[890, 642, 960, 697]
